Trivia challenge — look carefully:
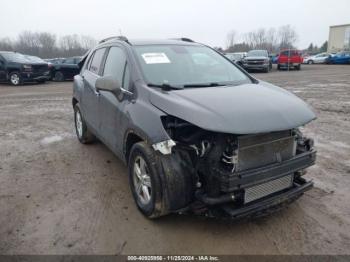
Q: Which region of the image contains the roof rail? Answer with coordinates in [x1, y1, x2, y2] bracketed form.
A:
[99, 36, 130, 44]
[171, 37, 195, 43]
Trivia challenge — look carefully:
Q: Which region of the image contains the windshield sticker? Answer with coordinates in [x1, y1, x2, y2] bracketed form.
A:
[141, 53, 171, 64]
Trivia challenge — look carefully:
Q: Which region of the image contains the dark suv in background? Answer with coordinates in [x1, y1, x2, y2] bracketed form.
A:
[242, 50, 272, 72]
[50, 56, 82, 81]
[72, 37, 316, 219]
[0, 51, 50, 85]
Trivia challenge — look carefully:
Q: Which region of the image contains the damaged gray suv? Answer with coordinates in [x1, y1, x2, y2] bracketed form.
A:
[72, 37, 316, 219]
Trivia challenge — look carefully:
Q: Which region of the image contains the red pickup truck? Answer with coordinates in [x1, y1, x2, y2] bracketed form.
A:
[277, 49, 303, 70]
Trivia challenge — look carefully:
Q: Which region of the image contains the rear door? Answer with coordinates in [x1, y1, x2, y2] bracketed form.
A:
[98, 45, 131, 155]
[80, 48, 107, 134]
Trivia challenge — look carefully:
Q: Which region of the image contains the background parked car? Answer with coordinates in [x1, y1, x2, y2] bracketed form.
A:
[277, 49, 303, 70]
[0, 51, 50, 85]
[303, 52, 329, 64]
[242, 50, 272, 72]
[50, 56, 82, 81]
[225, 52, 246, 66]
[325, 51, 350, 64]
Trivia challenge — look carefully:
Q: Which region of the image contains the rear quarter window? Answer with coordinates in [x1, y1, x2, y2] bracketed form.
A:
[89, 48, 106, 75]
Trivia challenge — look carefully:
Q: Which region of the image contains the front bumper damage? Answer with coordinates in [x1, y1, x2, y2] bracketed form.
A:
[193, 150, 316, 218]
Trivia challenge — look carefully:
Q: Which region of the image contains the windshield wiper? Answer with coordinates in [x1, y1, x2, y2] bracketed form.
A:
[183, 82, 226, 88]
[147, 83, 183, 90]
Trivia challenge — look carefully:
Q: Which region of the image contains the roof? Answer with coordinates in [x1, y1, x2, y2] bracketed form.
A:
[100, 37, 201, 46]
[329, 23, 350, 28]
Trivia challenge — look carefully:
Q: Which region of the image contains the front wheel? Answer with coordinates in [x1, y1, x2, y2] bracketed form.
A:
[74, 104, 95, 144]
[9, 72, 22, 86]
[308, 60, 313, 64]
[128, 142, 169, 219]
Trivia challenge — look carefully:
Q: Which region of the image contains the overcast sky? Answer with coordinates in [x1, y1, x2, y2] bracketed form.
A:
[0, 0, 349, 49]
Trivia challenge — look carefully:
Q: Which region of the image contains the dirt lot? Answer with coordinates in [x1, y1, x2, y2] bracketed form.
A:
[0, 65, 350, 255]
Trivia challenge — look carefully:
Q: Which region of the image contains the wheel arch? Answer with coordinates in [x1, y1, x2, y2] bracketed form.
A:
[124, 130, 145, 164]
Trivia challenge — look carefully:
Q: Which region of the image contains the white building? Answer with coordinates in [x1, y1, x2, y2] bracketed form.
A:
[328, 24, 350, 53]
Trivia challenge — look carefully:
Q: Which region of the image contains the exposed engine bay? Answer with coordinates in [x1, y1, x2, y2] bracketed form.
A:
[160, 115, 316, 218]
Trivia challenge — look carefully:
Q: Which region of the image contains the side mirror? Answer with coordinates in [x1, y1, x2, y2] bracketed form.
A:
[95, 75, 133, 97]
[95, 75, 121, 96]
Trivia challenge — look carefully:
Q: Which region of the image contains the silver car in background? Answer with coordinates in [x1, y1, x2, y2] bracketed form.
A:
[303, 52, 330, 64]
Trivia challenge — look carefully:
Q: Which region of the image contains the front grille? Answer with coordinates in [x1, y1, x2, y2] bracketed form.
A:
[247, 60, 264, 65]
[244, 174, 293, 203]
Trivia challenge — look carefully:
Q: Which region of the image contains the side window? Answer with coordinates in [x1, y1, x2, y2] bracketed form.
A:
[63, 58, 75, 64]
[103, 46, 130, 89]
[89, 48, 106, 75]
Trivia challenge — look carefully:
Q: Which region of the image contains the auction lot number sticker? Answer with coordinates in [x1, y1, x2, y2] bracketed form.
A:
[141, 53, 171, 64]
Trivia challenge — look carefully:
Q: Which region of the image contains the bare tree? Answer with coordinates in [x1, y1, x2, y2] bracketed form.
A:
[16, 31, 41, 55]
[278, 25, 298, 49]
[80, 35, 97, 50]
[38, 32, 56, 58]
[226, 30, 237, 50]
[0, 31, 97, 58]
[0, 37, 14, 51]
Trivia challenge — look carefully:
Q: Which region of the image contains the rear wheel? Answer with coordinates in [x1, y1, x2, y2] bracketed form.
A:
[308, 60, 313, 64]
[295, 64, 301, 70]
[54, 71, 64, 82]
[74, 103, 95, 144]
[277, 64, 281, 70]
[9, 72, 21, 86]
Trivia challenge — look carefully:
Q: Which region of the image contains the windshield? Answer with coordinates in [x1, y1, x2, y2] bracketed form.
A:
[25, 56, 45, 63]
[247, 50, 267, 57]
[133, 45, 251, 87]
[1, 53, 30, 63]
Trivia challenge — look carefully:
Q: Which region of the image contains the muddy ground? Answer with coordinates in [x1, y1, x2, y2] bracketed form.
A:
[0, 65, 349, 255]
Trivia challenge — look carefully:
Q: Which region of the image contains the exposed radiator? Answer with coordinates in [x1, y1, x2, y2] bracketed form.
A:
[237, 130, 296, 171]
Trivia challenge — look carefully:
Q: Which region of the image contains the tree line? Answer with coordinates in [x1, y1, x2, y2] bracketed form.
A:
[223, 24, 327, 54]
[0, 31, 97, 58]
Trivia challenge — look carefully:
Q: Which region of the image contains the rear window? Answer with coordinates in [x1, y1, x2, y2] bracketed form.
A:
[89, 48, 106, 75]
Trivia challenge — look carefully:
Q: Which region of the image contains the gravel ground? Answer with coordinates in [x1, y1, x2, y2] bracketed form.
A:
[0, 65, 349, 255]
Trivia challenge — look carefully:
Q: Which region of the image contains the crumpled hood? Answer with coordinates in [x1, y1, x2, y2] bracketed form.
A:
[149, 82, 316, 134]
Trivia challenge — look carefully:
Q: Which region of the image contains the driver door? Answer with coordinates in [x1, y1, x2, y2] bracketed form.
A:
[98, 46, 131, 156]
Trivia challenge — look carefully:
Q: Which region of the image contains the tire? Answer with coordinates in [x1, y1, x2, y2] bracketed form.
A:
[9, 72, 22, 86]
[308, 60, 313, 65]
[54, 71, 64, 82]
[74, 103, 95, 144]
[277, 64, 281, 70]
[37, 80, 46, 84]
[128, 142, 194, 219]
[128, 142, 169, 218]
[264, 67, 269, 73]
[295, 64, 301, 70]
